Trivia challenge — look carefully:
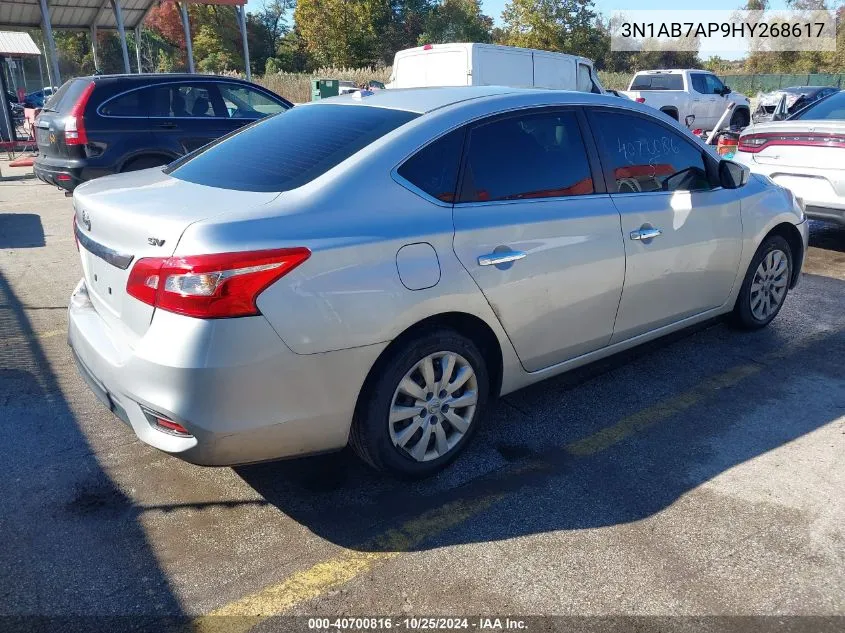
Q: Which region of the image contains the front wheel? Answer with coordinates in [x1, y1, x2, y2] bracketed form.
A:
[350, 329, 489, 478]
[731, 235, 793, 329]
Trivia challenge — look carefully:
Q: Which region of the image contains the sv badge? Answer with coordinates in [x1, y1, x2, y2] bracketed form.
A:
[147, 237, 166, 247]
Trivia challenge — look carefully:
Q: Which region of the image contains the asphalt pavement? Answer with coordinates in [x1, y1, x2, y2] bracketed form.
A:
[1, 167, 843, 633]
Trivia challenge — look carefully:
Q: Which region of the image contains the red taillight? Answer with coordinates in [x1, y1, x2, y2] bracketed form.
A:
[126, 248, 311, 319]
[738, 132, 845, 153]
[423, 44, 433, 50]
[64, 81, 95, 146]
[154, 417, 191, 436]
[635, 97, 646, 103]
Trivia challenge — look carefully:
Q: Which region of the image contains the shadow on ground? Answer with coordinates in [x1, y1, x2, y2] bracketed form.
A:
[0, 269, 183, 631]
[0, 213, 45, 248]
[238, 272, 845, 552]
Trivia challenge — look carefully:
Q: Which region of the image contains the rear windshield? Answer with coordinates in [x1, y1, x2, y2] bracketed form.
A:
[43, 78, 92, 112]
[630, 74, 684, 90]
[790, 90, 845, 120]
[167, 104, 418, 192]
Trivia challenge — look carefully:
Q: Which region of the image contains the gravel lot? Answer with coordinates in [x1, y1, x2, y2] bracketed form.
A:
[1, 166, 843, 632]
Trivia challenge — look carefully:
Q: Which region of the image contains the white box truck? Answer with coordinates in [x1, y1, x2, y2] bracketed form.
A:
[387, 43, 605, 94]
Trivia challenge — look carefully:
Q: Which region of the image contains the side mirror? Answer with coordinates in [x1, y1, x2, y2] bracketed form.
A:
[719, 159, 749, 189]
[685, 114, 696, 128]
[721, 86, 732, 95]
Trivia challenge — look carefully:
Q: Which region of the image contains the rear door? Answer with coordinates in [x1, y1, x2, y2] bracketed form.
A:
[146, 82, 231, 155]
[586, 108, 742, 342]
[452, 107, 625, 372]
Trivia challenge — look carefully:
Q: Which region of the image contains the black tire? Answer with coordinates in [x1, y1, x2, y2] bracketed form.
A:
[121, 156, 169, 173]
[350, 328, 489, 478]
[731, 235, 793, 330]
[661, 108, 679, 121]
[730, 108, 750, 128]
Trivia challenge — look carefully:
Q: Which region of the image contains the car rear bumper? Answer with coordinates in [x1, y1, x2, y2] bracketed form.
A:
[736, 155, 845, 224]
[33, 160, 83, 192]
[67, 278, 386, 466]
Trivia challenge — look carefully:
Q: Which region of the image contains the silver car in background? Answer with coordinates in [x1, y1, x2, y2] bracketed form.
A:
[69, 87, 808, 477]
[736, 89, 845, 225]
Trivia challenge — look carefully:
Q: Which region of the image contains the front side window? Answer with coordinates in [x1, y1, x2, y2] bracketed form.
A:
[167, 104, 418, 192]
[589, 111, 713, 194]
[458, 110, 594, 203]
[705, 74, 726, 95]
[690, 73, 708, 94]
[397, 128, 465, 203]
[577, 64, 599, 93]
[218, 83, 288, 119]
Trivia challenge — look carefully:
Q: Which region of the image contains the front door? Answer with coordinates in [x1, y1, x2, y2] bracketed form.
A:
[586, 109, 743, 342]
[145, 82, 231, 155]
[451, 108, 626, 372]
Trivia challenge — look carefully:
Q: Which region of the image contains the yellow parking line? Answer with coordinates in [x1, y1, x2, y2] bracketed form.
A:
[192, 330, 832, 630]
[192, 494, 503, 633]
[565, 363, 761, 456]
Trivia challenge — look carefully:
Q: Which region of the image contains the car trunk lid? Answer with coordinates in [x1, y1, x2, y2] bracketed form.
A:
[72, 168, 280, 342]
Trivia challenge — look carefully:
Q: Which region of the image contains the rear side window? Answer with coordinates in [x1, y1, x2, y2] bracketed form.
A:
[100, 90, 147, 117]
[458, 110, 594, 203]
[397, 128, 465, 202]
[44, 79, 92, 112]
[588, 110, 712, 193]
[630, 74, 684, 90]
[168, 105, 418, 192]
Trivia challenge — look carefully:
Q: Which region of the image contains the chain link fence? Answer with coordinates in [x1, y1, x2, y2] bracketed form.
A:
[718, 73, 845, 94]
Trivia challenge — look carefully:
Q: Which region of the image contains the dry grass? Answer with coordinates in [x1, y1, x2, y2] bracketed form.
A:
[255, 67, 392, 103]
[251, 67, 632, 102]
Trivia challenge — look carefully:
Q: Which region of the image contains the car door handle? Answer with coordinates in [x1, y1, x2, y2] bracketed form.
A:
[630, 227, 662, 241]
[478, 251, 527, 266]
[692, 98, 700, 102]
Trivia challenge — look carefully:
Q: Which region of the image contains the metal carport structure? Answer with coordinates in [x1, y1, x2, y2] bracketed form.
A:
[0, 0, 252, 88]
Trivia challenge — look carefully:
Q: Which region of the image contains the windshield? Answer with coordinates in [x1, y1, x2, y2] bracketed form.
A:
[167, 104, 418, 192]
[790, 90, 845, 120]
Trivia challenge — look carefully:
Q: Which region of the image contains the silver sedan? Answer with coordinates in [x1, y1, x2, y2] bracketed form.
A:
[69, 87, 809, 477]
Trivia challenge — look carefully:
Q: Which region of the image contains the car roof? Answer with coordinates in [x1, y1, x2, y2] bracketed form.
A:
[308, 86, 623, 114]
[781, 86, 832, 94]
[79, 73, 251, 83]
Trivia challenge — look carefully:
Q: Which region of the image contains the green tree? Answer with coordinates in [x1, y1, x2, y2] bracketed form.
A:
[499, 0, 606, 61]
[418, 0, 493, 44]
[295, 0, 392, 67]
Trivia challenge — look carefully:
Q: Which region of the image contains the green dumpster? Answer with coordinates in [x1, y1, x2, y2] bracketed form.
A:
[311, 79, 340, 101]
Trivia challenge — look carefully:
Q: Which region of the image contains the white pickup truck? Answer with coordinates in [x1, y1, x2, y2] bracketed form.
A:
[621, 69, 750, 131]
